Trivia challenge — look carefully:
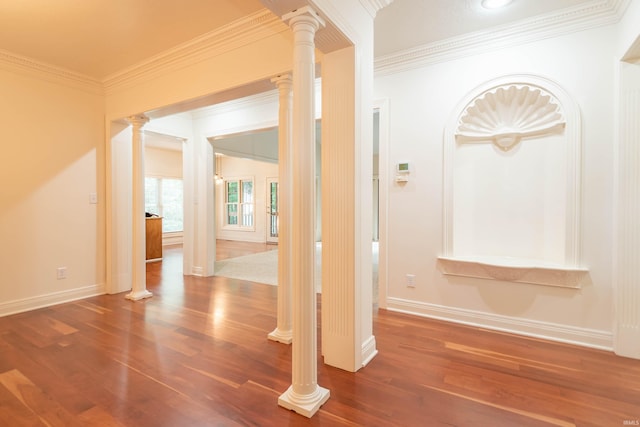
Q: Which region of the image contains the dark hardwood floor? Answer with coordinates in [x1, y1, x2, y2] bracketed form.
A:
[0, 240, 639, 426]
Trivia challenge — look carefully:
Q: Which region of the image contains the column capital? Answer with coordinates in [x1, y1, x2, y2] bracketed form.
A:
[283, 6, 325, 30]
[126, 114, 149, 129]
[271, 74, 293, 88]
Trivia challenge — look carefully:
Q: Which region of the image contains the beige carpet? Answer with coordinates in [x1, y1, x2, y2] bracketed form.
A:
[214, 242, 378, 300]
[214, 249, 279, 286]
[213, 245, 322, 291]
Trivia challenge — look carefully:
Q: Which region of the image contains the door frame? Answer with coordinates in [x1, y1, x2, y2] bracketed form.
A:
[266, 177, 279, 244]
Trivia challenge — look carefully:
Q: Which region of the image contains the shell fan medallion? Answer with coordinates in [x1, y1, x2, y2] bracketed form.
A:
[456, 84, 566, 151]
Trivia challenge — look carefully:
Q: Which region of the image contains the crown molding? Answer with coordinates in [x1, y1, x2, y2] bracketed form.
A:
[375, 0, 630, 77]
[103, 9, 288, 94]
[358, 0, 395, 18]
[0, 49, 103, 94]
[0, 8, 288, 96]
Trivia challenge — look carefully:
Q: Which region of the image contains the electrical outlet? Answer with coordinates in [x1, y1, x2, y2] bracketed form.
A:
[406, 274, 415, 288]
[89, 193, 98, 204]
[57, 267, 67, 280]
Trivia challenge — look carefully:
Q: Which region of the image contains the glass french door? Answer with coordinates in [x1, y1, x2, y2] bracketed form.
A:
[266, 178, 279, 243]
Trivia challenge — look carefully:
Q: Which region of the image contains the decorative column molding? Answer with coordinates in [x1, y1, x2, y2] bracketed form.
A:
[614, 62, 640, 359]
[321, 46, 378, 372]
[268, 74, 293, 344]
[278, 6, 330, 418]
[125, 114, 153, 301]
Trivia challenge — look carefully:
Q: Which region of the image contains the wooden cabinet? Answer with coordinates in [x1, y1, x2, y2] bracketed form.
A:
[145, 217, 163, 261]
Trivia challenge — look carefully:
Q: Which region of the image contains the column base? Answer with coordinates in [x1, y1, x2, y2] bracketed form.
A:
[268, 328, 293, 344]
[125, 290, 153, 301]
[278, 385, 330, 418]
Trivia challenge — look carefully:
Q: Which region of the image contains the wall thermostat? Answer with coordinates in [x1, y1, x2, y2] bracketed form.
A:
[396, 162, 410, 173]
[395, 162, 410, 183]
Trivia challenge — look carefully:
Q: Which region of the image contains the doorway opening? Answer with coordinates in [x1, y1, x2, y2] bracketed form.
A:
[267, 178, 279, 244]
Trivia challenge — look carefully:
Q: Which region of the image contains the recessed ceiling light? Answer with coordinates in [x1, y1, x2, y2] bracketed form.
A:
[481, 0, 513, 9]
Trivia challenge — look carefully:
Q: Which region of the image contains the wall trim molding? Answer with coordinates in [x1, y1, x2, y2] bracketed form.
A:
[103, 9, 287, 94]
[0, 9, 288, 96]
[3, 1, 631, 92]
[0, 284, 106, 317]
[375, 0, 630, 76]
[0, 49, 103, 94]
[358, 0, 395, 18]
[162, 233, 184, 246]
[386, 297, 613, 351]
[360, 335, 378, 367]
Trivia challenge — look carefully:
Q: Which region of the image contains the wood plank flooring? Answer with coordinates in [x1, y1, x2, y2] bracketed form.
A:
[0, 240, 639, 426]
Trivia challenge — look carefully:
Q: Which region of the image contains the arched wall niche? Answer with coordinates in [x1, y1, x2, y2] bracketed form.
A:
[438, 74, 588, 288]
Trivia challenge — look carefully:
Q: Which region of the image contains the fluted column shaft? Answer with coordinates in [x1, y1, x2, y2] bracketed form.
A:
[278, 6, 329, 418]
[125, 114, 153, 301]
[615, 66, 640, 359]
[269, 75, 293, 344]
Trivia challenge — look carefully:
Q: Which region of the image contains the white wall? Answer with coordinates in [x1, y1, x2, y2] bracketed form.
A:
[0, 66, 105, 314]
[145, 147, 182, 178]
[375, 24, 618, 348]
[215, 156, 278, 243]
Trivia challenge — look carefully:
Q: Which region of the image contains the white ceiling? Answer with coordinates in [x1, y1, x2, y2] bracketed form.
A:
[374, 0, 594, 57]
[0, 0, 596, 81]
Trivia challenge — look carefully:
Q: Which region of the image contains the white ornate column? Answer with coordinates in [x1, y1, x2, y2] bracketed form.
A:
[278, 7, 329, 418]
[269, 74, 293, 344]
[125, 114, 152, 301]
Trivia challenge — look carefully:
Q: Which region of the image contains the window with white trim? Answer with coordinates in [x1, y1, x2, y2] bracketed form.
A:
[144, 177, 183, 233]
[224, 177, 254, 229]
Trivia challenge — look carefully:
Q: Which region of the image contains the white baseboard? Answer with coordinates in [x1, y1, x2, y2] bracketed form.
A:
[386, 297, 613, 351]
[0, 284, 106, 317]
[216, 235, 267, 244]
[162, 234, 183, 246]
[361, 335, 378, 368]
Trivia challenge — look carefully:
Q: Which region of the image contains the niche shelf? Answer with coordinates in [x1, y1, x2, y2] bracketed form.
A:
[441, 74, 588, 288]
[437, 256, 588, 288]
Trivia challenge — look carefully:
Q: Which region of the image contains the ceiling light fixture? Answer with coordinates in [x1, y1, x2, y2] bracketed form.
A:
[481, 0, 513, 9]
